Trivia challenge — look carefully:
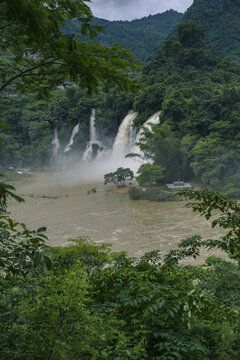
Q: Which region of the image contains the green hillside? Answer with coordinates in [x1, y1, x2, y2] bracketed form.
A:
[169, 0, 240, 61]
[131, 21, 240, 195]
[64, 10, 183, 62]
[3, 22, 240, 196]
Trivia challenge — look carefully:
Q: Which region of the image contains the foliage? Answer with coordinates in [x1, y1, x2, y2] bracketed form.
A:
[0, 174, 24, 212]
[50, 237, 111, 273]
[129, 187, 177, 202]
[0, 177, 51, 277]
[178, 20, 205, 48]
[136, 163, 165, 186]
[104, 167, 134, 188]
[168, 0, 240, 62]
[136, 123, 182, 182]
[0, 267, 109, 360]
[183, 0, 240, 61]
[90, 248, 239, 360]
[174, 188, 240, 264]
[64, 10, 183, 63]
[0, 0, 141, 97]
[133, 20, 240, 192]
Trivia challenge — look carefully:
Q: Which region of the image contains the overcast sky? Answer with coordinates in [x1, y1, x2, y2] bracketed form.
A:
[89, 0, 194, 21]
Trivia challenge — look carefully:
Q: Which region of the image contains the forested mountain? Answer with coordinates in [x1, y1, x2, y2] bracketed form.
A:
[2, 21, 240, 197]
[168, 0, 240, 61]
[134, 31, 240, 196]
[64, 10, 183, 62]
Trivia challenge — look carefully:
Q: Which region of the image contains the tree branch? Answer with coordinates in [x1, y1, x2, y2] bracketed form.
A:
[0, 22, 17, 30]
[0, 59, 59, 92]
[19, 71, 67, 77]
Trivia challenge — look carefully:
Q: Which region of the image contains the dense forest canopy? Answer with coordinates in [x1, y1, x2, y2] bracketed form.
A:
[168, 0, 240, 62]
[133, 21, 240, 196]
[63, 10, 183, 63]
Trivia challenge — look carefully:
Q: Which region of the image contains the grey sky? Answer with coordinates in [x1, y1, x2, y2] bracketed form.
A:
[89, 0, 194, 21]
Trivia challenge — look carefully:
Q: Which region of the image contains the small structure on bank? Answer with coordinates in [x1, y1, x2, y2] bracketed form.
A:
[166, 181, 192, 190]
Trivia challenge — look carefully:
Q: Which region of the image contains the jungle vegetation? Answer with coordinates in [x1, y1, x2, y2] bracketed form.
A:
[168, 0, 240, 62]
[63, 10, 183, 63]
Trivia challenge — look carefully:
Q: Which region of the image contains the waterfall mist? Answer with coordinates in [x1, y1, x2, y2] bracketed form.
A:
[51, 110, 160, 185]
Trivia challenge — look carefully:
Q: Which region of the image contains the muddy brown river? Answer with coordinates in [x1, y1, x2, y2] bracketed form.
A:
[8, 172, 225, 264]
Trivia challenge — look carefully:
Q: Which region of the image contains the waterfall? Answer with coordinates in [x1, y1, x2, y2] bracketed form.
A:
[111, 111, 138, 159]
[90, 109, 97, 143]
[82, 109, 107, 163]
[64, 123, 80, 153]
[131, 111, 161, 157]
[52, 127, 60, 155]
[78, 110, 160, 180]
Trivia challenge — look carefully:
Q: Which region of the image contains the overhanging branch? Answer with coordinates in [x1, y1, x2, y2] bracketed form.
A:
[0, 22, 17, 30]
[0, 59, 59, 92]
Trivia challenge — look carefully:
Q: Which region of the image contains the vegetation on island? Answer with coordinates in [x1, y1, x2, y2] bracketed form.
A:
[104, 167, 134, 188]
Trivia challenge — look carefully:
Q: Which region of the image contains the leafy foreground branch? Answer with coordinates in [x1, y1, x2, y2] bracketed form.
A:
[0, 0, 141, 97]
[168, 188, 240, 264]
[0, 175, 51, 276]
[1, 181, 240, 359]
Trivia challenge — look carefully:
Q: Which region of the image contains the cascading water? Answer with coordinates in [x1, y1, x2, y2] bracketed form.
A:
[64, 123, 80, 153]
[89, 108, 97, 143]
[82, 109, 107, 163]
[111, 111, 138, 159]
[77, 110, 160, 181]
[52, 127, 60, 155]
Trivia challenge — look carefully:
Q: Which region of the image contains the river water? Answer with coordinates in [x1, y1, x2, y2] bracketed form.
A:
[8, 172, 224, 264]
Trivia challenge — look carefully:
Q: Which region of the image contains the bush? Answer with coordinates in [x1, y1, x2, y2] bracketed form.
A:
[129, 187, 177, 202]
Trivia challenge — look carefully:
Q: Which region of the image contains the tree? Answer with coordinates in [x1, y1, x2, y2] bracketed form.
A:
[136, 163, 165, 187]
[137, 123, 182, 182]
[190, 136, 226, 186]
[178, 21, 205, 48]
[0, 0, 140, 97]
[104, 167, 134, 188]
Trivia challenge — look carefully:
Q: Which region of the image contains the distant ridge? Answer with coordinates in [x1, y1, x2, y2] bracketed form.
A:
[168, 0, 240, 61]
[64, 10, 183, 62]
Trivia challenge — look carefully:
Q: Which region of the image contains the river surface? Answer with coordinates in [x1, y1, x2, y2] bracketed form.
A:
[8, 172, 225, 264]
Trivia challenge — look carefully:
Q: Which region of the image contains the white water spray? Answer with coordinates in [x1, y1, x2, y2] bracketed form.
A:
[64, 123, 80, 153]
[52, 127, 60, 155]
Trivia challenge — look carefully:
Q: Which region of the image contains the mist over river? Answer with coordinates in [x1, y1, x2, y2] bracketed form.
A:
[8, 172, 224, 264]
